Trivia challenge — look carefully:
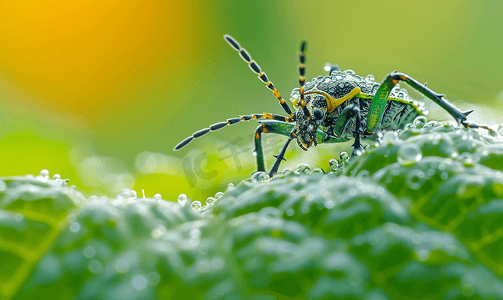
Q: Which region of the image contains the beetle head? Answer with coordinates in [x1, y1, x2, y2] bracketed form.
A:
[290, 91, 328, 150]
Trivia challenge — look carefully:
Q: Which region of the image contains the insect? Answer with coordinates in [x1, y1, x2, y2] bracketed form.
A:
[174, 34, 490, 177]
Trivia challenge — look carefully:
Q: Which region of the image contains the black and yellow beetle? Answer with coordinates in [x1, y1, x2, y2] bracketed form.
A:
[174, 35, 490, 177]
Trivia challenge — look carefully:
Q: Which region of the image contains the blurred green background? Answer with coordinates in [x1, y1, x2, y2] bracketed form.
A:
[0, 0, 502, 201]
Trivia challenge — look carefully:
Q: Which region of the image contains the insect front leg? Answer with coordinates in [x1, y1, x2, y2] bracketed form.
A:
[254, 121, 296, 175]
[332, 104, 365, 156]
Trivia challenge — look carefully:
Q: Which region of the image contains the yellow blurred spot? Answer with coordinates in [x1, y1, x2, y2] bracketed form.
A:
[0, 1, 191, 115]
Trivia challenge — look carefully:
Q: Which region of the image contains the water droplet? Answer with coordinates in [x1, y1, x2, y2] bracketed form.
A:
[397, 144, 422, 166]
[191, 200, 202, 209]
[177, 194, 188, 205]
[339, 151, 350, 163]
[154, 194, 162, 200]
[151, 225, 166, 239]
[130, 190, 137, 198]
[286, 208, 294, 216]
[357, 170, 370, 178]
[214, 192, 224, 200]
[69, 221, 81, 233]
[416, 249, 430, 261]
[251, 172, 270, 182]
[292, 163, 313, 175]
[227, 182, 235, 190]
[329, 159, 340, 171]
[206, 197, 215, 205]
[343, 69, 355, 75]
[147, 272, 161, 286]
[114, 258, 129, 273]
[324, 200, 335, 209]
[312, 168, 325, 174]
[457, 152, 475, 167]
[365, 74, 375, 81]
[406, 170, 426, 190]
[132, 274, 148, 291]
[425, 120, 439, 128]
[52, 174, 61, 180]
[39, 169, 49, 178]
[324, 63, 332, 72]
[252, 150, 257, 157]
[88, 259, 102, 274]
[281, 169, 291, 176]
[83, 246, 96, 258]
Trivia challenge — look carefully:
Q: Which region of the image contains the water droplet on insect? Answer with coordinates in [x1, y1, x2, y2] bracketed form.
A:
[329, 159, 340, 171]
[252, 150, 257, 157]
[154, 193, 162, 201]
[191, 200, 202, 210]
[324, 63, 332, 72]
[292, 163, 313, 175]
[365, 74, 375, 82]
[397, 144, 422, 166]
[343, 69, 355, 75]
[177, 194, 188, 205]
[339, 151, 350, 163]
[52, 174, 61, 180]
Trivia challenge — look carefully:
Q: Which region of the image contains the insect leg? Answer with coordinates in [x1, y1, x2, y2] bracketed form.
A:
[174, 113, 290, 151]
[366, 71, 481, 134]
[254, 120, 296, 174]
[268, 136, 294, 177]
[332, 104, 365, 156]
[224, 35, 295, 121]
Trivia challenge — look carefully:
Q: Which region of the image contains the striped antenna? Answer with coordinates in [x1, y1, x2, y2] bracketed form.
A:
[223, 35, 295, 121]
[174, 113, 291, 151]
[298, 40, 311, 119]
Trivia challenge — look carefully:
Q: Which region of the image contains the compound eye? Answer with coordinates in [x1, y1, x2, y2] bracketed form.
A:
[313, 108, 324, 120]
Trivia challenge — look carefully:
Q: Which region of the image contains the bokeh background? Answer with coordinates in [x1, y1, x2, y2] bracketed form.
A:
[1, 0, 502, 201]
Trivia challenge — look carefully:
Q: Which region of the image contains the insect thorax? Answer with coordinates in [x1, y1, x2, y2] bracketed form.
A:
[290, 69, 428, 138]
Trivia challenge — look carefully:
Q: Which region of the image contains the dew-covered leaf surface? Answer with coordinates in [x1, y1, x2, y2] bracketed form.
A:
[2, 122, 503, 299]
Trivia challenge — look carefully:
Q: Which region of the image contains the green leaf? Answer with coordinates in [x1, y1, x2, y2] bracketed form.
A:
[2, 122, 503, 299]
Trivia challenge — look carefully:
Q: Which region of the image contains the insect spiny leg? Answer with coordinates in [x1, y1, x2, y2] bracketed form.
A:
[299, 41, 307, 87]
[223, 34, 295, 120]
